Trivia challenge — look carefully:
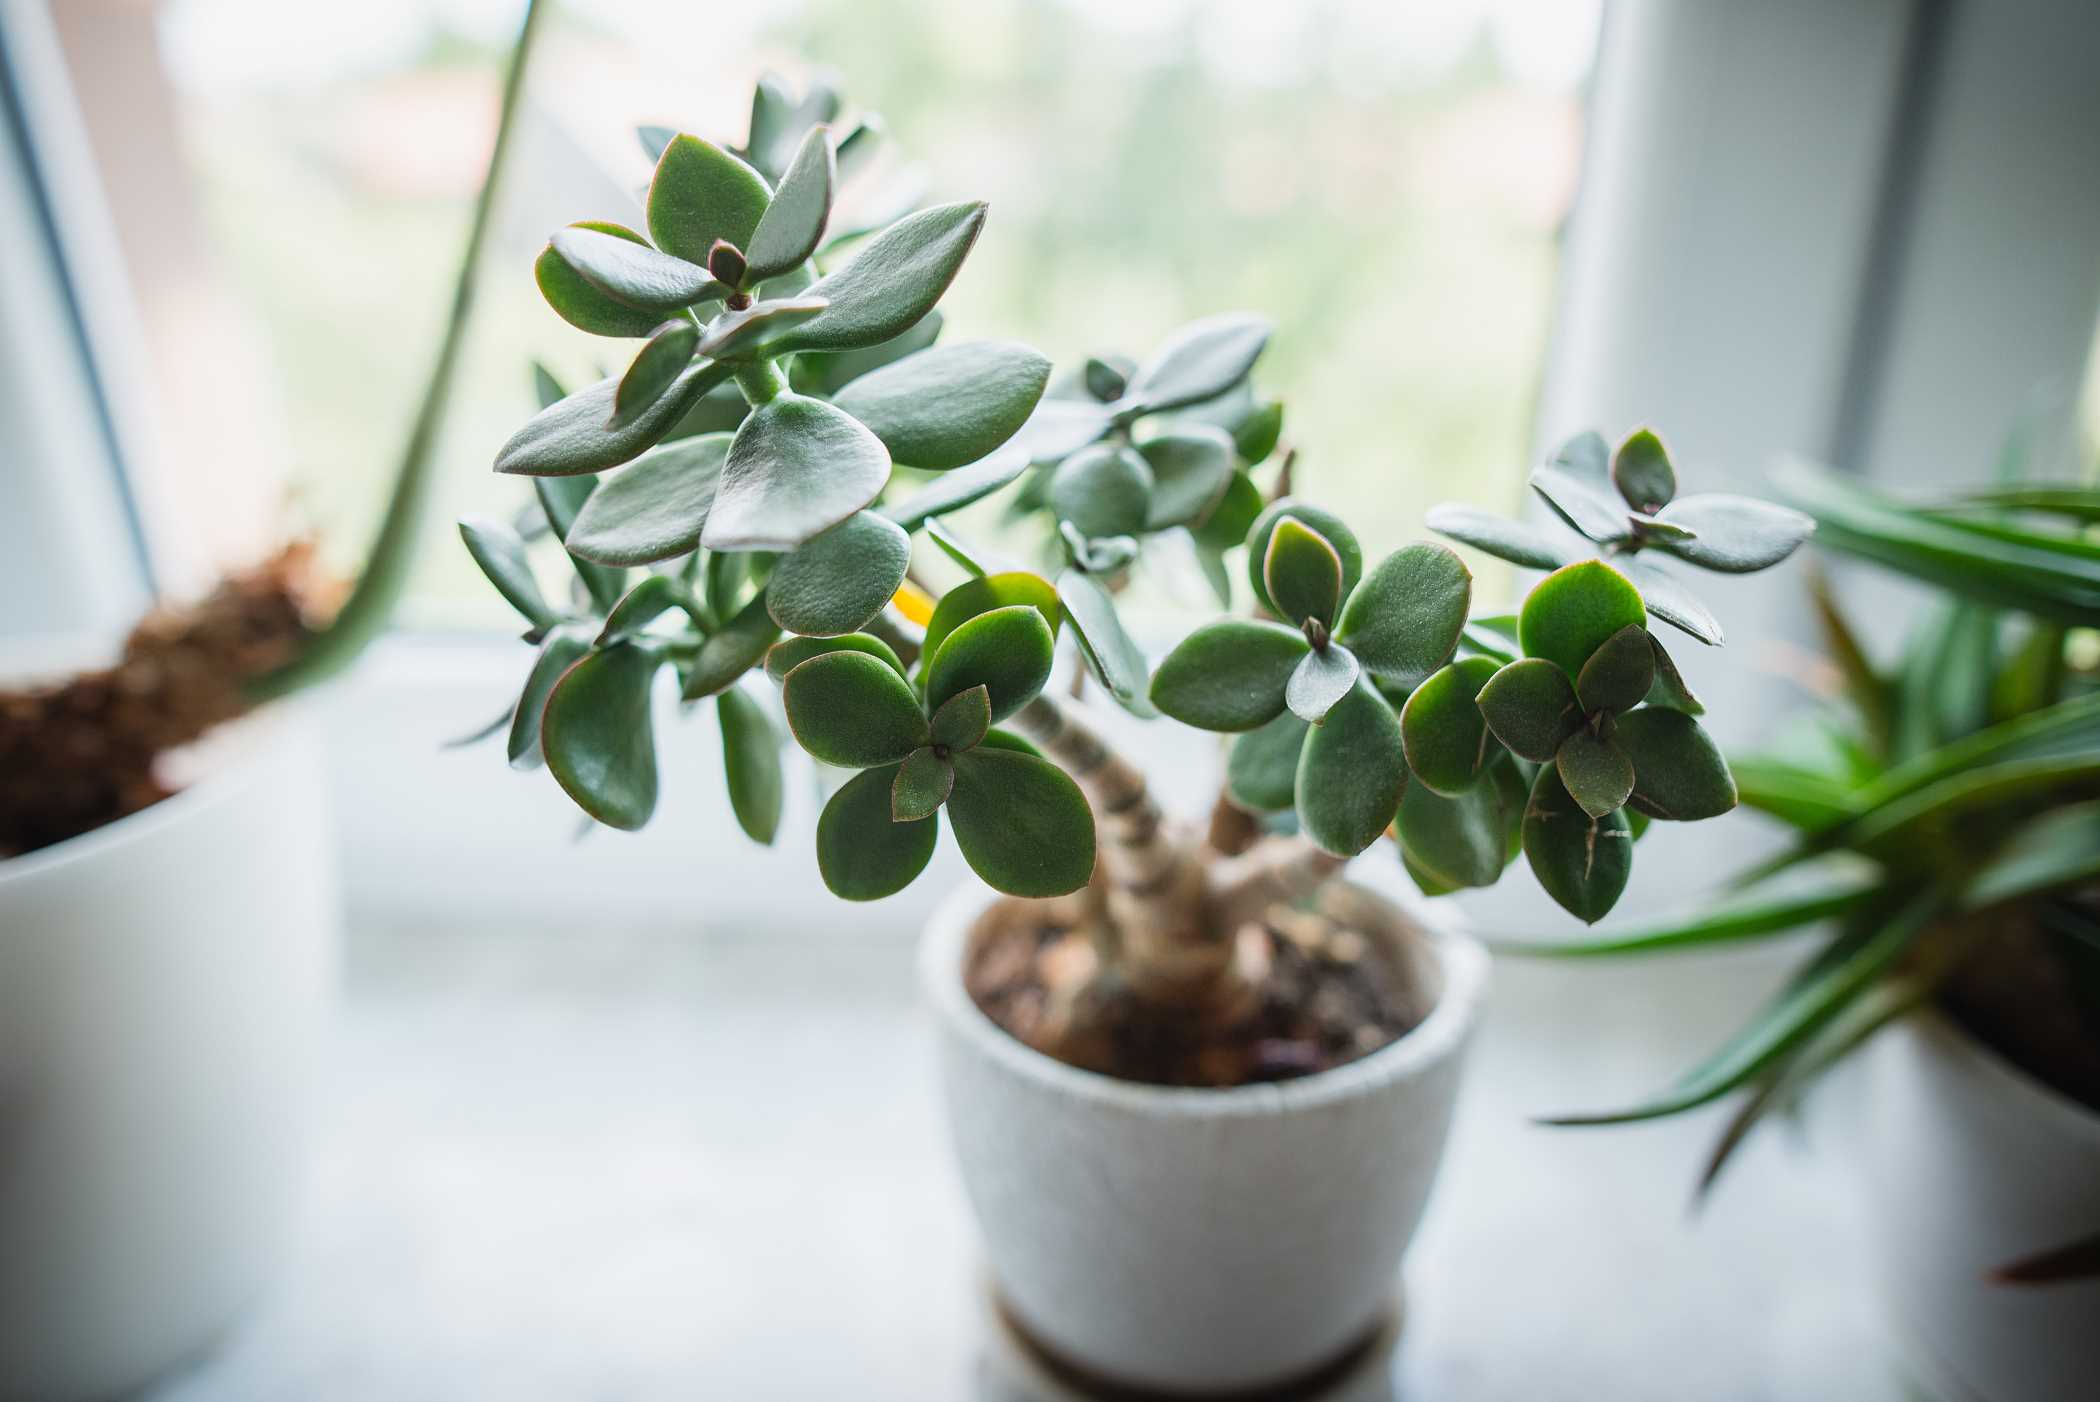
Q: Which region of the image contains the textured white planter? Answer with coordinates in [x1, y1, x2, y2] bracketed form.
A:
[921, 882, 1486, 1395]
[1860, 1012, 2100, 1402]
[0, 675, 337, 1402]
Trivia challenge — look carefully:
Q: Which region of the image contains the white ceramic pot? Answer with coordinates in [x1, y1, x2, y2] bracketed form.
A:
[0, 692, 337, 1402]
[1859, 1012, 2100, 1402]
[921, 882, 1487, 1396]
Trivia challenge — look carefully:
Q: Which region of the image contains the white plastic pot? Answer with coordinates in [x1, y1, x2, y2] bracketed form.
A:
[921, 881, 1486, 1396]
[0, 681, 336, 1402]
[1859, 1012, 2100, 1402]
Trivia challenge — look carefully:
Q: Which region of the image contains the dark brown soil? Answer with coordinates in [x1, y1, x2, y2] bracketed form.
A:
[965, 887, 1434, 1088]
[0, 544, 330, 858]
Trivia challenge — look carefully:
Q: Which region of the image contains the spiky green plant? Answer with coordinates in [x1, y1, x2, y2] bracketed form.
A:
[1501, 452, 2100, 1217]
[459, 76, 1806, 1021]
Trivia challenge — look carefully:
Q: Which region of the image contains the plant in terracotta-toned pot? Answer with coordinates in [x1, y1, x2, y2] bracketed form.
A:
[464, 75, 1810, 1393]
[1500, 452, 2100, 1402]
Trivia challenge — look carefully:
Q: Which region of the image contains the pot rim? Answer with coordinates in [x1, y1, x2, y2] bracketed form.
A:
[0, 672, 304, 896]
[918, 876, 1489, 1118]
[1908, 1005, 2100, 1144]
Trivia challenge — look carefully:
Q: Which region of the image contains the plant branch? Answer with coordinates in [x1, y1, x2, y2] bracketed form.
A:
[1208, 834, 1348, 932]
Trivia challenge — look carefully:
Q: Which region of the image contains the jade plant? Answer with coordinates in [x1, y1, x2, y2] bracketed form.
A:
[1503, 455, 2100, 1256]
[461, 79, 1811, 1039]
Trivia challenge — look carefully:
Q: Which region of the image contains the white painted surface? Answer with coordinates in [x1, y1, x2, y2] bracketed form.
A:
[0, 709, 337, 1402]
[1860, 1014, 2100, 1402]
[922, 883, 1484, 1394]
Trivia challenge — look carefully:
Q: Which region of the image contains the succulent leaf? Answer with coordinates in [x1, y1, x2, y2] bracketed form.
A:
[1264, 517, 1346, 629]
[920, 572, 1061, 673]
[1532, 465, 1633, 543]
[929, 684, 992, 752]
[766, 510, 911, 636]
[1556, 729, 1635, 818]
[1333, 541, 1472, 688]
[765, 632, 908, 685]
[1398, 762, 1511, 890]
[1522, 763, 1633, 923]
[548, 224, 722, 314]
[565, 433, 729, 566]
[1574, 624, 1657, 715]
[1227, 710, 1311, 813]
[946, 748, 1096, 897]
[1654, 494, 1816, 573]
[1285, 644, 1360, 725]
[1424, 504, 1571, 572]
[647, 134, 771, 267]
[1138, 429, 1234, 530]
[892, 746, 955, 821]
[817, 763, 938, 900]
[543, 642, 663, 830]
[767, 201, 987, 354]
[1247, 500, 1362, 618]
[460, 514, 557, 628]
[1150, 619, 1310, 732]
[496, 363, 730, 478]
[833, 340, 1051, 470]
[744, 126, 834, 281]
[1611, 428, 1677, 513]
[535, 222, 679, 337]
[681, 592, 782, 699]
[782, 649, 931, 767]
[1401, 656, 1502, 795]
[1618, 708, 1738, 820]
[1123, 313, 1272, 414]
[1050, 442, 1153, 538]
[705, 393, 891, 551]
[1058, 570, 1154, 717]
[718, 683, 784, 844]
[924, 604, 1056, 721]
[611, 321, 700, 429]
[1476, 657, 1583, 762]
[881, 451, 1030, 533]
[507, 624, 593, 770]
[1518, 559, 1647, 677]
[1294, 681, 1408, 856]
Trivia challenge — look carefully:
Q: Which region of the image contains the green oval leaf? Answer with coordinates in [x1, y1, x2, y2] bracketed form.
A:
[921, 572, 1061, 675]
[929, 684, 992, 752]
[1532, 464, 1633, 543]
[718, 683, 784, 844]
[704, 393, 892, 551]
[1050, 442, 1152, 538]
[766, 510, 910, 636]
[1574, 624, 1656, 715]
[1333, 541, 1472, 688]
[1294, 681, 1407, 857]
[1611, 428, 1676, 513]
[1247, 500, 1362, 617]
[543, 643, 663, 831]
[459, 514, 556, 628]
[1149, 619, 1309, 731]
[947, 748, 1096, 898]
[1264, 517, 1346, 629]
[1522, 763, 1633, 924]
[765, 632, 908, 685]
[833, 340, 1051, 470]
[548, 224, 720, 314]
[495, 363, 729, 478]
[534, 222, 668, 337]
[1518, 559, 1646, 677]
[1400, 656, 1501, 795]
[892, 745, 955, 821]
[1655, 494, 1815, 573]
[595, 574, 689, 646]
[1227, 711, 1311, 812]
[1057, 570, 1154, 718]
[647, 134, 772, 268]
[1423, 504, 1572, 572]
[1475, 656, 1582, 762]
[1138, 429, 1234, 529]
[817, 763, 938, 901]
[1643, 633, 1705, 714]
[1398, 766, 1509, 890]
[1556, 730, 1634, 818]
[768, 201, 987, 354]
[507, 624, 593, 770]
[565, 433, 730, 566]
[1192, 469, 1263, 553]
[1286, 644, 1359, 725]
[1235, 399, 1284, 464]
[745, 125, 833, 280]
[1124, 313, 1271, 414]
[611, 321, 699, 430]
[1617, 708, 1738, 821]
[782, 649, 930, 767]
[925, 604, 1055, 722]
[881, 451, 1029, 534]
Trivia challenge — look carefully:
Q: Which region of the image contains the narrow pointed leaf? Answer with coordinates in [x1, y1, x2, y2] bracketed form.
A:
[1058, 570, 1154, 717]
[647, 134, 771, 268]
[543, 643, 663, 830]
[565, 433, 730, 566]
[1227, 711, 1311, 812]
[1295, 681, 1407, 856]
[496, 363, 729, 477]
[595, 574, 689, 645]
[1334, 541, 1472, 688]
[532, 475, 626, 610]
[1425, 504, 1571, 571]
[1401, 656, 1501, 794]
[1655, 494, 1814, 572]
[549, 224, 721, 312]
[718, 684, 784, 844]
[833, 340, 1051, 471]
[507, 624, 593, 770]
[1124, 313, 1271, 413]
[1556, 730, 1635, 818]
[1003, 398, 1113, 464]
[1286, 645, 1360, 724]
[704, 393, 891, 551]
[1611, 428, 1676, 512]
[745, 125, 833, 280]
[695, 296, 829, 362]
[768, 201, 987, 354]
[892, 746, 955, 821]
[1574, 624, 1656, 714]
[1050, 442, 1152, 537]
[947, 748, 1096, 897]
[1193, 468, 1263, 551]
[1150, 619, 1309, 731]
[1494, 871, 1880, 956]
[817, 764, 938, 900]
[1264, 517, 1345, 628]
[1521, 764, 1632, 923]
[1519, 559, 1646, 677]
[924, 604, 1055, 722]
[460, 515, 557, 627]
[766, 510, 911, 636]
[611, 321, 699, 429]
[1618, 708, 1737, 821]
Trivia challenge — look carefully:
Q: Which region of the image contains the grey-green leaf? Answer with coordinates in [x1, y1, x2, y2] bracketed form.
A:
[1611, 428, 1676, 513]
[507, 624, 593, 770]
[565, 433, 730, 566]
[460, 515, 556, 628]
[1149, 619, 1309, 732]
[1398, 768, 1508, 890]
[1295, 681, 1407, 857]
[1654, 494, 1816, 573]
[1139, 429, 1233, 529]
[744, 125, 833, 280]
[681, 591, 781, 699]
[718, 683, 784, 844]
[549, 224, 720, 312]
[534, 222, 671, 338]
[1574, 624, 1656, 715]
[1400, 655, 1501, 795]
[1247, 501, 1362, 616]
[1286, 645, 1360, 725]
[1058, 570, 1154, 718]
[647, 134, 772, 268]
[766, 201, 987, 354]
[1532, 464, 1633, 543]
[1124, 313, 1272, 414]
[766, 510, 910, 636]
[1333, 542, 1472, 688]
[1424, 504, 1571, 571]
[611, 321, 699, 430]
[947, 748, 1096, 898]
[832, 340, 1051, 470]
[1264, 517, 1346, 629]
[881, 451, 1029, 533]
[1049, 442, 1152, 538]
[704, 393, 892, 551]
[495, 363, 729, 478]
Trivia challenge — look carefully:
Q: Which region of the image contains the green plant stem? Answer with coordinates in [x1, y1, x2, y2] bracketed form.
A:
[732, 359, 789, 406]
[250, 0, 545, 700]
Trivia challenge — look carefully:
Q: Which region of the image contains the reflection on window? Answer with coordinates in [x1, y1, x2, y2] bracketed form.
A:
[146, 0, 1598, 624]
